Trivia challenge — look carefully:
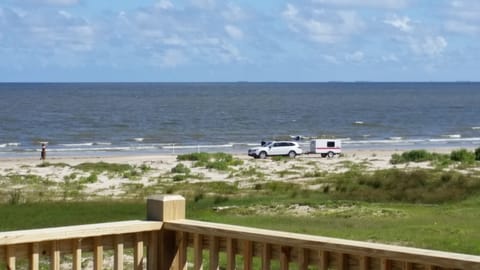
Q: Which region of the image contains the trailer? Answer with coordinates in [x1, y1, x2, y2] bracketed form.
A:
[309, 139, 342, 158]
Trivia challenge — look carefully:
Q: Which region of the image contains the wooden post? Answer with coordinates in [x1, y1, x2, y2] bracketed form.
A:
[147, 195, 186, 270]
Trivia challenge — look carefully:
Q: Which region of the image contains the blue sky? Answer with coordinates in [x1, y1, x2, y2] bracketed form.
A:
[0, 0, 479, 82]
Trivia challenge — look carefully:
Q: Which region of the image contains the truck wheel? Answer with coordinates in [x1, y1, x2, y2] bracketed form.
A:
[288, 151, 296, 158]
[259, 151, 267, 159]
[327, 151, 335, 158]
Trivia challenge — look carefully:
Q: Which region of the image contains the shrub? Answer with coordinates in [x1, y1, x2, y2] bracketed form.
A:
[79, 173, 98, 184]
[390, 150, 432, 164]
[450, 149, 475, 164]
[475, 147, 480, 161]
[213, 195, 229, 204]
[177, 152, 210, 162]
[171, 163, 191, 174]
[173, 174, 188, 181]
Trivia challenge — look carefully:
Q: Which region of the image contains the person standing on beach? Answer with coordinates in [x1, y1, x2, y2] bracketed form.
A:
[41, 143, 46, 160]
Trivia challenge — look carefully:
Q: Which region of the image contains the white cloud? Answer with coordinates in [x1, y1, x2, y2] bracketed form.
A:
[153, 49, 188, 67]
[155, 0, 174, 10]
[445, 20, 478, 35]
[26, 0, 80, 6]
[322, 54, 340, 64]
[345, 51, 364, 62]
[282, 4, 365, 44]
[190, 0, 216, 10]
[312, 0, 408, 9]
[46, 0, 79, 4]
[221, 3, 246, 22]
[382, 54, 399, 62]
[409, 36, 447, 57]
[444, 0, 480, 35]
[225, 25, 244, 40]
[58, 10, 72, 19]
[384, 14, 413, 32]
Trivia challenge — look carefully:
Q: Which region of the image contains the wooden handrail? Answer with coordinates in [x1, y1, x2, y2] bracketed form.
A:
[0, 221, 163, 245]
[164, 219, 480, 269]
[1, 195, 479, 270]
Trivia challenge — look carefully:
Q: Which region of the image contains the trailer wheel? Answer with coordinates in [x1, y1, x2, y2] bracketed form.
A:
[259, 151, 267, 159]
[321, 153, 327, 158]
[327, 151, 335, 158]
[288, 151, 296, 158]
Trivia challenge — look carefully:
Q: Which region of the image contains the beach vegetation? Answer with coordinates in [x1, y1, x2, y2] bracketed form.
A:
[389, 149, 478, 167]
[177, 152, 243, 171]
[172, 174, 189, 181]
[63, 173, 78, 181]
[37, 162, 70, 168]
[8, 189, 23, 205]
[275, 169, 298, 178]
[450, 149, 476, 164]
[74, 162, 133, 175]
[234, 166, 265, 179]
[303, 170, 326, 178]
[475, 147, 480, 160]
[171, 163, 191, 174]
[271, 156, 290, 162]
[78, 173, 98, 184]
[332, 168, 480, 203]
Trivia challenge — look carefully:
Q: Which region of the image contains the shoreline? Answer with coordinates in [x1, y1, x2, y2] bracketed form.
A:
[0, 143, 477, 162]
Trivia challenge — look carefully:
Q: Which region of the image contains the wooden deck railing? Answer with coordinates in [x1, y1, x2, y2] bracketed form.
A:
[1, 194, 479, 270]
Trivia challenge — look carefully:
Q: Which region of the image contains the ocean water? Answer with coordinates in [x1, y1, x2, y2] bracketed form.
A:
[0, 82, 479, 157]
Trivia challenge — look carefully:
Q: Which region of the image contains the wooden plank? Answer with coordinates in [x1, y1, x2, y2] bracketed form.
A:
[209, 235, 219, 270]
[338, 253, 347, 270]
[134, 233, 144, 270]
[30, 243, 39, 270]
[51, 241, 60, 270]
[147, 231, 158, 270]
[243, 240, 252, 270]
[381, 258, 391, 270]
[72, 239, 82, 270]
[94, 237, 103, 270]
[178, 232, 188, 270]
[226, 237, 236, 270]
[193, 234, 203, 270]
[262, 243, 271, 270]
[298, 247, 308, 270]
[114, 235, 124, 270]
[359, 255, 369, 270]
[319, 250, 329, 270]
[0, 221, 163, 246]
[7, 245, 16, 270]
[280, 246, 291, 270]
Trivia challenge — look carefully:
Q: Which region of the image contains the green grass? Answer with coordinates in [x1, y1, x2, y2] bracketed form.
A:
[0, 201, 145, 231]
[1, 195, 480, 255]
[187, 194, 480, 255]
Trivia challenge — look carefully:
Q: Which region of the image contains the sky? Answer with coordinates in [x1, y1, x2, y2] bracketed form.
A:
[0, 0, 479, 82]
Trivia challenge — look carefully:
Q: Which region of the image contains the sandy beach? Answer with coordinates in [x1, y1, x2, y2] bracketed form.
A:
[1, 146, 475, 202]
